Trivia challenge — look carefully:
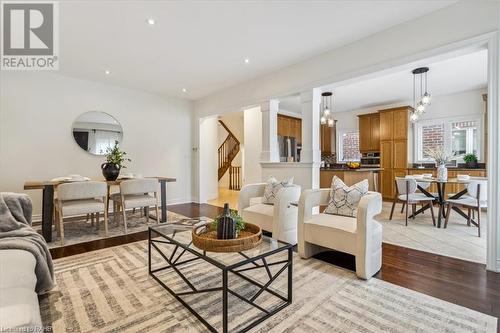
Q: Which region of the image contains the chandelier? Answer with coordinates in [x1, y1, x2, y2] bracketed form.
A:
[320, 92, 335, 127]
[410, 67, 431, 123]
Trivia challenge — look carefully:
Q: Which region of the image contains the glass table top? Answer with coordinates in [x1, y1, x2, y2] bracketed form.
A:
[149, 223, 291, 269]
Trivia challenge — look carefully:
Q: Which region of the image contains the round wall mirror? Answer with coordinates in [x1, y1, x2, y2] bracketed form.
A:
[72, 111, 123, 155]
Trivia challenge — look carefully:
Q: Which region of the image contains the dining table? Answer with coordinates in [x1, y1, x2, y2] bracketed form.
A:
[24, 176, 176, 242]
[408, 176, 487, 228]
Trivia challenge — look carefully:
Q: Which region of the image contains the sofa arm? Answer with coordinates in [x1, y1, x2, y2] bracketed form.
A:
[273, 185, 301, 244]
[238, 183, 266, 212]
[355, 192, 383, 279]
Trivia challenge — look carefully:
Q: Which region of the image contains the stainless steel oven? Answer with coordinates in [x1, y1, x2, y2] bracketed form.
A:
[360, 152, 380, 167]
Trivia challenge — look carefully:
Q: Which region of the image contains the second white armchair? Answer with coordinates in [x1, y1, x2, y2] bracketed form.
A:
[298, 190, 383, 280]
[238, 183, 301, 244]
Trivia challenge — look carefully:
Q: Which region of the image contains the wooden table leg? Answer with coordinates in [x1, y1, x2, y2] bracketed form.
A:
[42, 185, 54, 242]
[160, 180, 167, 223]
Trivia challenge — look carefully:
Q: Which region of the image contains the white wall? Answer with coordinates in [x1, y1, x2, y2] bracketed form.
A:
[198, 116, 219, 202]
[243, 107, 262, 184]
[0, 71, 193, 216]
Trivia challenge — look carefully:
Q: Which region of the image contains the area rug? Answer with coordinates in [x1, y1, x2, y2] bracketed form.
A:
[34, 210, 206, 249]
[376, 202, 487, 264]
[39, 235, 497, 332]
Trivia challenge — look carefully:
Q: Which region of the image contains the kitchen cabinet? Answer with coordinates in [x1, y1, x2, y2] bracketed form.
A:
[358, 113, 380, 152]
[393, 140, 407, 169]
[379, 111, 393, 141]
[320, 124, 332, 154]
[379, 106, 411, 200]
[277, 114, 301, 143]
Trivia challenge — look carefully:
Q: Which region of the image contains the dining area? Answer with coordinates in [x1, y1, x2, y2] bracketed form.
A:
[24, 176, 176, 245]
[22, 111, 176, 246]
[381, 170, 488, 264]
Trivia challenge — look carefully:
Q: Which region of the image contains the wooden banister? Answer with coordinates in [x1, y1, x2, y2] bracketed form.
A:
[218, 120, 240, 181]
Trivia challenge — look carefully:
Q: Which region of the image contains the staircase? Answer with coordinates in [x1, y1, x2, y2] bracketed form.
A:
[218, 120, 240, 180]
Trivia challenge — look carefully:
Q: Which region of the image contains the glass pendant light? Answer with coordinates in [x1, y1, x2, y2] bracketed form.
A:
[421, 92, 431, 105]
[416, 101, 425, 114]
[411, 67, 431, 122]
[409, 112, 419, 123]
[320, 116, 326, 125]
[327, 118, 334, 127]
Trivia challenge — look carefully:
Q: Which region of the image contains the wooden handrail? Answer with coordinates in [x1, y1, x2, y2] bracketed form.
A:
[218, 120, 240, 144]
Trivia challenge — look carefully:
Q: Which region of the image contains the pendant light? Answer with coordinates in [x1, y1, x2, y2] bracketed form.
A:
[321, 92, 335, 128]
[410, 67, 431, 123]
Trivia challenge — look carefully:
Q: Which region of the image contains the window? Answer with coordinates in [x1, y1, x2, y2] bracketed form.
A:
[337, 129, 360, 162]
[415, 116, 482, 162]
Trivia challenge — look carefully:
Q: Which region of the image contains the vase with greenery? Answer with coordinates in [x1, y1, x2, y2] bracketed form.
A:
[425, 146, 454, 181]
[212, 206, 245, 238]
[463, 153, 478, 168]
[101, 141, 131, 181]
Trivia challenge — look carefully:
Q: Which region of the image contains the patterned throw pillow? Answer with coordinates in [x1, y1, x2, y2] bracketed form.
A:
[262, 177, 294, 205]
[324, 176, 368, 217]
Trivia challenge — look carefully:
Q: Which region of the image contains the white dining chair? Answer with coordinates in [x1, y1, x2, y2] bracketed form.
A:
[111, 179, 160, 233]
[445, 180, 487, 237]
[55, 181, 108, 245]
[389, 177, 436, 226]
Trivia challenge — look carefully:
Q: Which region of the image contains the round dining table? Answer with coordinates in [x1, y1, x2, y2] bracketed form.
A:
[409, 177, 487, 228]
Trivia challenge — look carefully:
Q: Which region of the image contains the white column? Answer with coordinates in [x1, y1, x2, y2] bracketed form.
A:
[300, 89, 321, 164]
[300, 89, 321, 190]
[260, 99, 280, 162]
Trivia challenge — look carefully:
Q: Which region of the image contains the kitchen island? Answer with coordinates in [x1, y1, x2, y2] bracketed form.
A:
[320, 167, 381, 191]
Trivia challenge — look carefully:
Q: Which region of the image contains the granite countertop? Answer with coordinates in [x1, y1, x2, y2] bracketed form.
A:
[320, 167, 382, 172]
[407, 167, 486, 171]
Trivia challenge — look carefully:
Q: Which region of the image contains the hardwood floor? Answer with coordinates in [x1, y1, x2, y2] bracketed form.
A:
[50, 202, 500, 330]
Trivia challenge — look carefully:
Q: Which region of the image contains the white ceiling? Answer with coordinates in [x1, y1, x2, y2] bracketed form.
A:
[279, 49, 488, 114]
[58, 1, 455, 100]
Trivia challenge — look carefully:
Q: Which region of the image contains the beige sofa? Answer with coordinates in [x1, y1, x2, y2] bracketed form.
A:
[298, 190, 383, 279]
[238, 183, 301, 244]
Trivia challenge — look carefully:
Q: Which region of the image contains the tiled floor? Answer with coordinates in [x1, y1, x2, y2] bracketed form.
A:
[377, 201, 487, 263]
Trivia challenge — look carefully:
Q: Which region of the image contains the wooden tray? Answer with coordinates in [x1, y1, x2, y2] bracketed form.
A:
[192, 222, 262, 253]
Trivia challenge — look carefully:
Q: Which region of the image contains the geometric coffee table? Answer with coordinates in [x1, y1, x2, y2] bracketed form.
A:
[148, 223, 293, 333]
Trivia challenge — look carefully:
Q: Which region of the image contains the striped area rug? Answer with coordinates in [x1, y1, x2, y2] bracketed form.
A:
[40, 235, 497, 332]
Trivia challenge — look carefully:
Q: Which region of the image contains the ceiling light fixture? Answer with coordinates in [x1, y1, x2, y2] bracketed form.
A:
[410, 67, 431, 123]
[244, 58, 250, 64]
[182, 88, 187, 93]
[321, 92, 336, 128]
[104, 70, 111, 75]
[146, 18, 155, 25]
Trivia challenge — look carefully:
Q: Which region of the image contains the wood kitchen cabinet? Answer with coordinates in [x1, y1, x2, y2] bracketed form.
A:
[358, 113, 380, 152]
[277, 114, 301, 143]
[379, 106, 411, 200]
[321, 124, 332, 154]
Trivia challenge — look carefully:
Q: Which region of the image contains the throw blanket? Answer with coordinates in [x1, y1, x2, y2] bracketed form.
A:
[0, 192, 54, 294]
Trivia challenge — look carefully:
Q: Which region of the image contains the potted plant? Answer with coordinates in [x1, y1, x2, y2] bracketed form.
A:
[463, 153, 478, 168]
[101, 141, 131, 181]
[424, 146, 454, 181]
[212, 208, 245, 238]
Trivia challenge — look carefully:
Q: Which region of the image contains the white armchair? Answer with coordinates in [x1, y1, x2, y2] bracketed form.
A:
[238, 183, 301, 244]
[298, 190, 383, 280]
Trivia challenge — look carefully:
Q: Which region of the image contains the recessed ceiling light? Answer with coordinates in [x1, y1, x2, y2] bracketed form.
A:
[182, 88, 187, 93]
[146, 18, 155, 25]
[104, 70, 111, 75]
[244, 58, 250, 64]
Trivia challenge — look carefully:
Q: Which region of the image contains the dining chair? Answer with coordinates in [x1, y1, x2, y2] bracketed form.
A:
[444, 180, 487, 237]
[389, 177, 436, 226]
[112, 179, 160, 234]
[55, 181, 108, 245]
